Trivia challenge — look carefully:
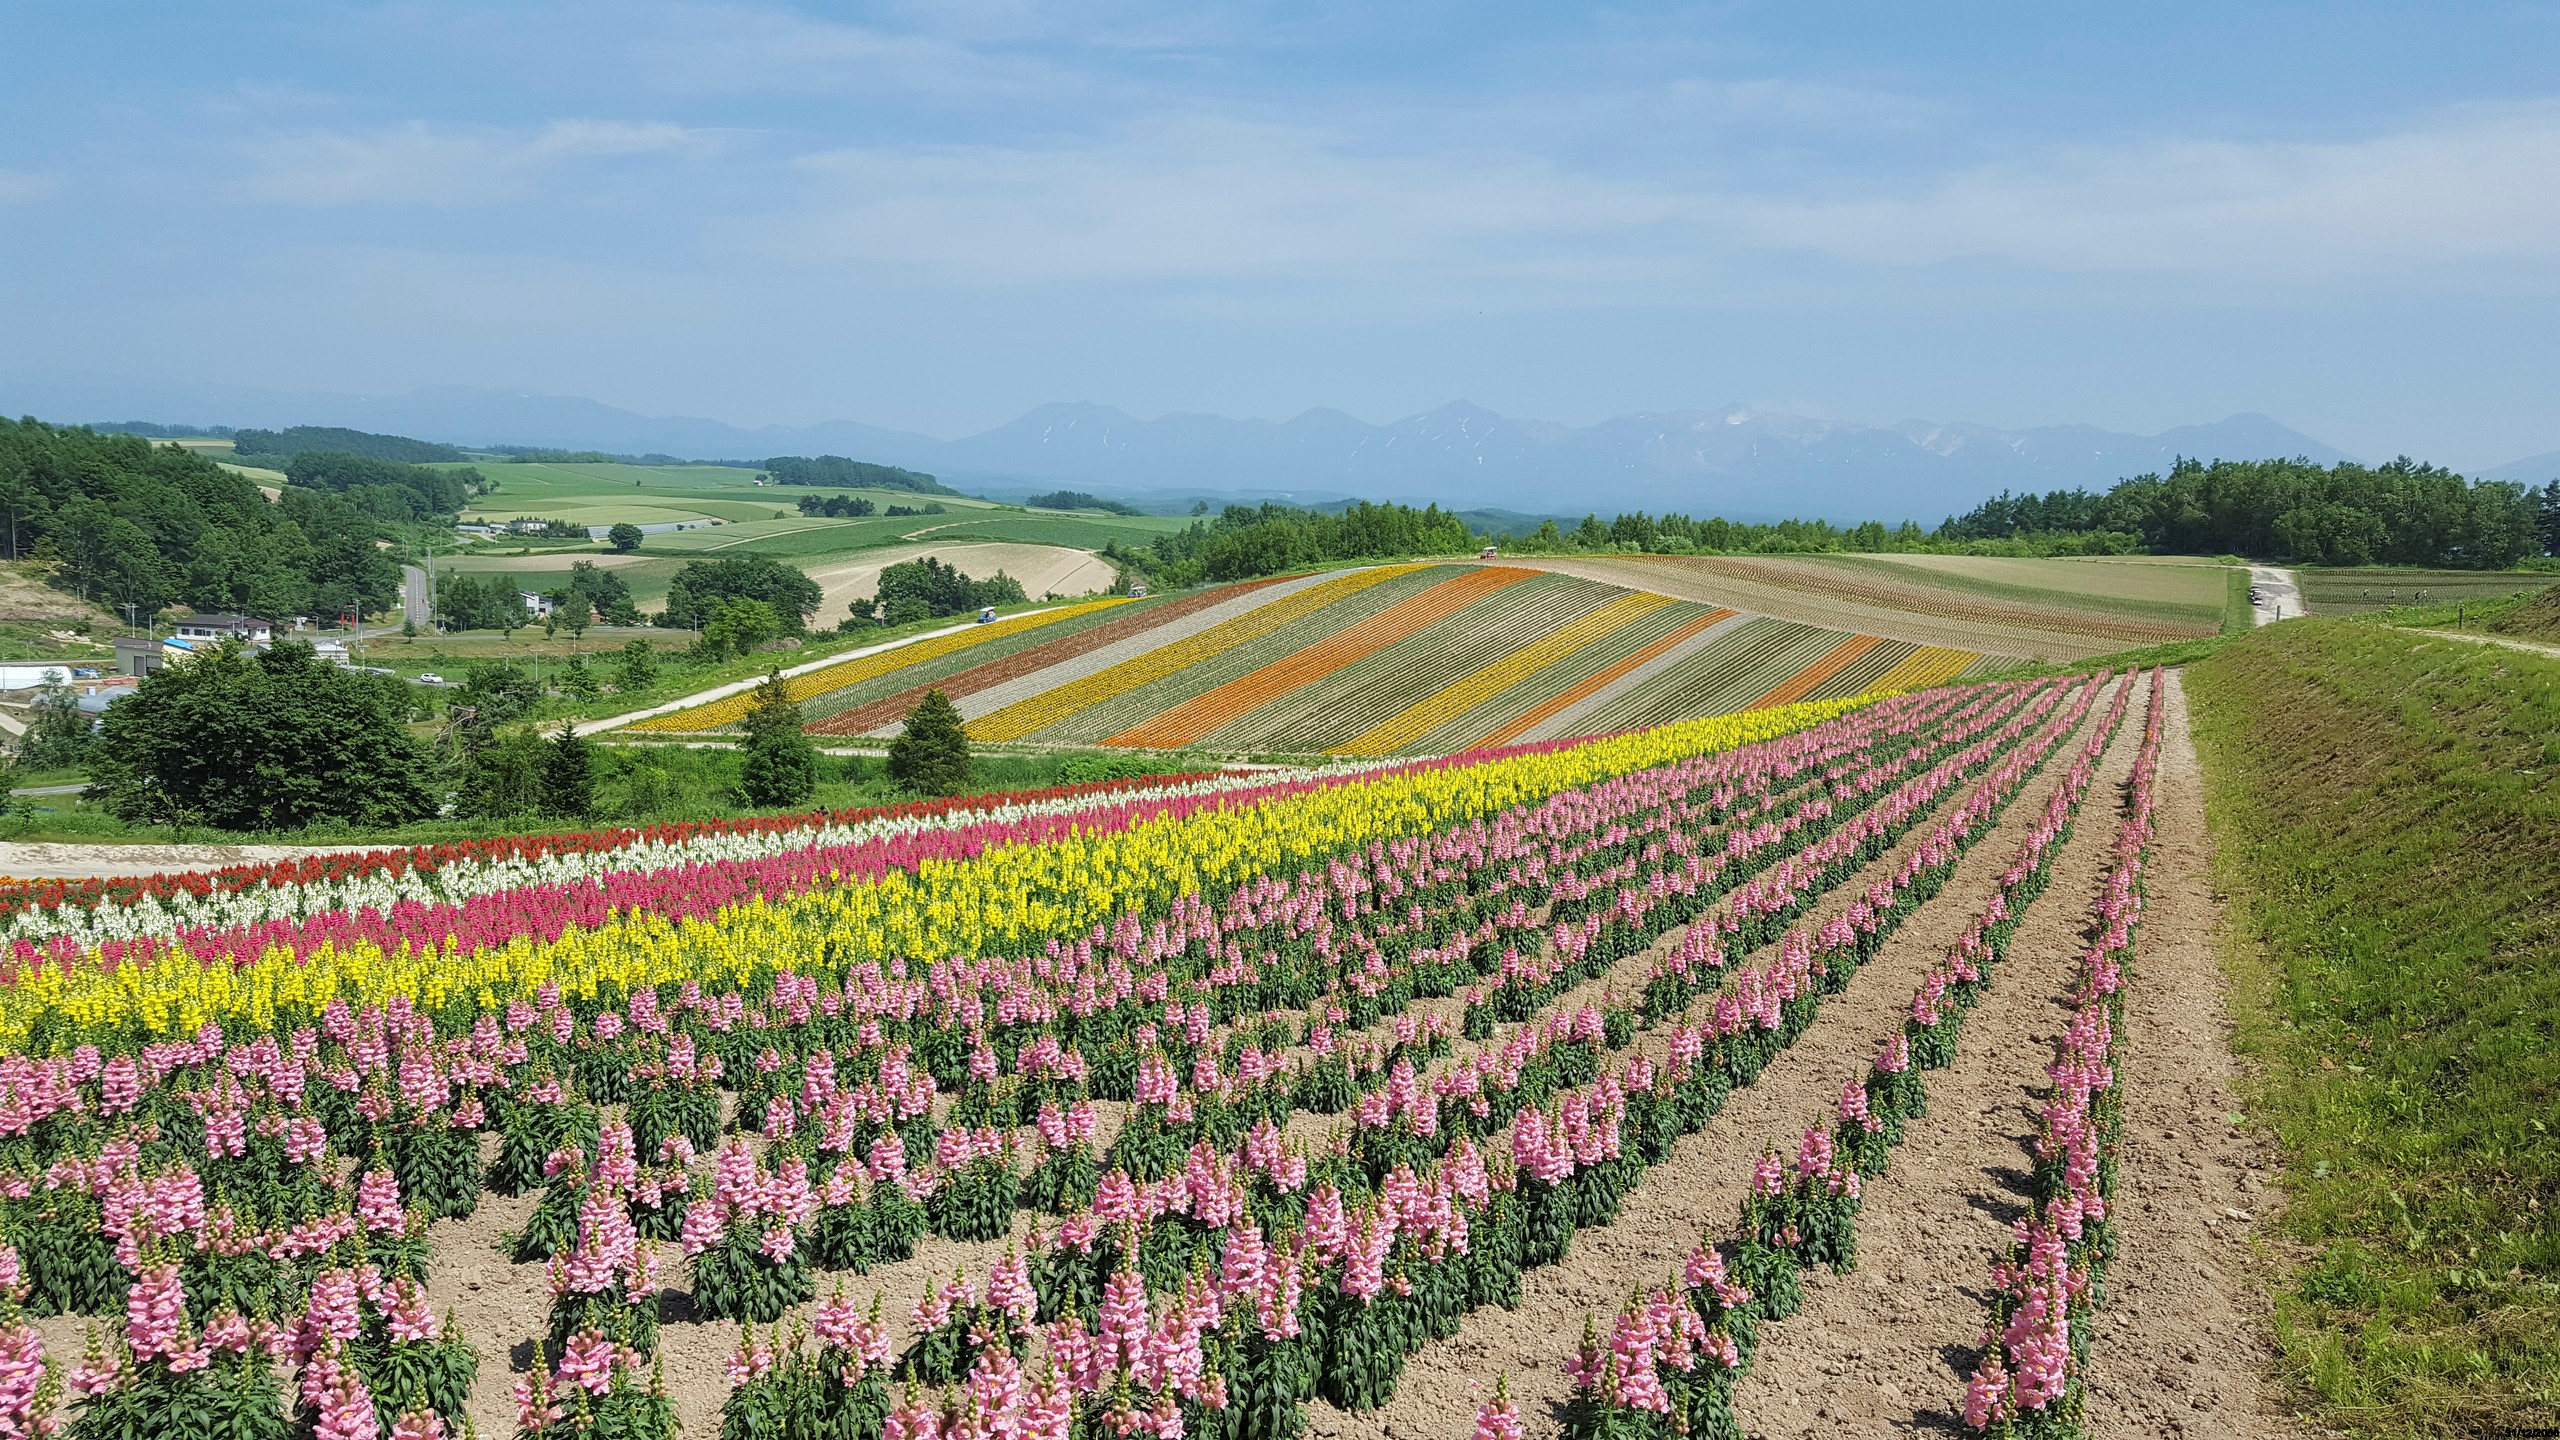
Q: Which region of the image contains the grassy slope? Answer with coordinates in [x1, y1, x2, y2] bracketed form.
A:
[2185, 620, 2560, 1435]
[2489, 588, 2560, 642]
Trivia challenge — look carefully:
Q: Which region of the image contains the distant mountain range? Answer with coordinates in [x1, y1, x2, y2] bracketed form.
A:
[3, 370, 2470, 522]
[2480, 450, 2560, 485]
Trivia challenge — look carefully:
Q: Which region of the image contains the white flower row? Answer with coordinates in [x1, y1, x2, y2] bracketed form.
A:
[5, 762, 1409, 956]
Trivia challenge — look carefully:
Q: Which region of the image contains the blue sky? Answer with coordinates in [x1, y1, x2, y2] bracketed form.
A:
[5, 2, 2558, 467]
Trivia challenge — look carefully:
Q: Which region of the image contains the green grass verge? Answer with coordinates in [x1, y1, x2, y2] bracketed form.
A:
[2185, 620, 2560, 1436]
[0, 745, 1217, 849]
[2225, 565, 2255, 635]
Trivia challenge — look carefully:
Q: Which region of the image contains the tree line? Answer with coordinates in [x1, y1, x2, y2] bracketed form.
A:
[1104, 500, 1484, 587]
[1937, 457, 2551, 568]
[1026, 490, 1143, 515]
[0, 418, 423, 619]
[233, 426, 465, 464]
[77, 638, 827, 834]
[761, 455, 957, 495]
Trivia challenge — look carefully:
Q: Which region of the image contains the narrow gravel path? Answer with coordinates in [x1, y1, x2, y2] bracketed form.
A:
[2247, 567, 2302, 625]
[2401, 626, 2560, 661]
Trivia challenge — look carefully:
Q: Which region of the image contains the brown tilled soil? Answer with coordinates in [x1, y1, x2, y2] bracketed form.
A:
[1319, 681, 2129, 1440]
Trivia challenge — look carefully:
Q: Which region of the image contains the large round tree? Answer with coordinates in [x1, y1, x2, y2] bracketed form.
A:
[88, 639, 440, 833]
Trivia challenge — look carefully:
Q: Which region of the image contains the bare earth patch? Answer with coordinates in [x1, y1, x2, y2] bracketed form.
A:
[801, 542, 1118, 626]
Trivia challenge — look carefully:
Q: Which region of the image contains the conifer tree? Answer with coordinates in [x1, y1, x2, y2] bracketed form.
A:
[738, 669, 819, 808]
[541, 720, 596, 820]
[885, 688, 970, 797]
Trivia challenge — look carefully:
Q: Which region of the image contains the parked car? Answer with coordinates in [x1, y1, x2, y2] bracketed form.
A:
[418, 672, 446, 685]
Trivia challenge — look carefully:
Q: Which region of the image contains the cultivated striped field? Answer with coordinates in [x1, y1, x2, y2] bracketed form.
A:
[626, 563, 2008, 754]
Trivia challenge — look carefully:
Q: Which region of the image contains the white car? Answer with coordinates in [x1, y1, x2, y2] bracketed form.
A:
[418, 672, 446, 685]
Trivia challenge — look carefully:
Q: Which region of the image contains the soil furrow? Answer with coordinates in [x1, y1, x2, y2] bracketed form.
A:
[2078, 669, 2292, 1440]
[1318, 687, 2119, 1440]
[1723, 674, 2149, 1437]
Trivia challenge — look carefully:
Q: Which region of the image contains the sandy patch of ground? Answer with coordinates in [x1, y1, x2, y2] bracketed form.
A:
[0, 562, 117, 626]
[0, 840, 357, 881]
[802, 542, 1117, 628]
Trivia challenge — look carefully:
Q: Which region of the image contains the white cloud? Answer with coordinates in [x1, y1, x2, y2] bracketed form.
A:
[1727, 102, 2560, 279]
[739, 98, 2560, 297]
[242, 119, 715, 207]
[768, 116, 1697, 284]
[0, 171, 57, 203]
[620, 3, 1098, 101]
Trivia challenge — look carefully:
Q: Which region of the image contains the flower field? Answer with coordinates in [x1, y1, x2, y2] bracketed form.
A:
[614, 564, 1992, 757]
[0, 651, 2218, 1440]
[628, 599, 1131, 734]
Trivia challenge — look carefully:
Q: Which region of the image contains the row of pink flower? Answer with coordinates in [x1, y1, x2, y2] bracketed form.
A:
[14, 683, 1974, 991]
[0, 1218, 473, 1440]
[1526, 669, 2143, 1440]
[1961, 671, 2163, 1432]
[0, 769, 1243, 920]
[0, 680, 2061, 1283]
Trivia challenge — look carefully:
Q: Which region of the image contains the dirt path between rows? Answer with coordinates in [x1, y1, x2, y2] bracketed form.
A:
[1730, 669, 2297, 1439]
[2080, 669, 2295, 1439]
[1319, 684, 2123, 1440]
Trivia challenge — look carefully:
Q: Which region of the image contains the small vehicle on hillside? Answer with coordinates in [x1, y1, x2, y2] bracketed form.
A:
[978, 607, 997, 624]
[1479, 545, 1499, 559]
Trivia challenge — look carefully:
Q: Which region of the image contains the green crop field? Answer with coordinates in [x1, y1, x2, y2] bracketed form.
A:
[2297, 566, 2560, 616]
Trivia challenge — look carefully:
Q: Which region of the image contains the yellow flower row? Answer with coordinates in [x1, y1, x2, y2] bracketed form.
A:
[631, 600, 1127, 733]
[1865, 645, 1980, 696]
[0, 694, 1876, 1047]
[965, 566, 1428, 743]
[1328, 591, 1676, 757]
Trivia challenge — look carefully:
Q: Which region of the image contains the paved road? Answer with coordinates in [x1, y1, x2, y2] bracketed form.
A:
[2248, 565, 2304, 625]
[402, 564, 431, 630]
